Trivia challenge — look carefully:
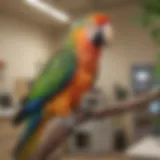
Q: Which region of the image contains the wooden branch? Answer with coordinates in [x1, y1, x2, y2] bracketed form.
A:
[30, 114, 86, 160]
[30, 90, 160, 160]
[91, 90, 160, 118]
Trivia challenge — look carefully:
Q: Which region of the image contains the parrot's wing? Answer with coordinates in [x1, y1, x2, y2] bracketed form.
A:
[14, 50, 77, 124]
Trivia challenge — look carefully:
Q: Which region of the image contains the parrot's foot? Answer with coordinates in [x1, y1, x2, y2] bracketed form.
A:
[63, 115, 76, 130]
[82, 109, 92, 118]
[78, 103, 93, 117]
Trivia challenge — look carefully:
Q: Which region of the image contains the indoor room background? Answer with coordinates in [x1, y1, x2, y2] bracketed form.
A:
[0, 0, 159, 160]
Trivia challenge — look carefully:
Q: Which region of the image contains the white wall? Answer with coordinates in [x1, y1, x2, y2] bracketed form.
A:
[95, 4, 157, 142]
[96, 4, 157, 100]
[0, 15, 54, 92]
[67, 4, 157, 146]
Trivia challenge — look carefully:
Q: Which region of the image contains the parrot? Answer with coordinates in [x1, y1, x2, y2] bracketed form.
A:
[13, 13, 113, 160]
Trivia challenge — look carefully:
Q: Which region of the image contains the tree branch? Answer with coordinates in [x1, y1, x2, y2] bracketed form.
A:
[91, 90, 160, 118]
[30, 90, 160, 160]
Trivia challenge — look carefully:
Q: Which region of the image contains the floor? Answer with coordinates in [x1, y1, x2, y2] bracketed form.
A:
[65, 155, 128, 160]
[0, 119, 21, 160]
[0, 120, 128, 160]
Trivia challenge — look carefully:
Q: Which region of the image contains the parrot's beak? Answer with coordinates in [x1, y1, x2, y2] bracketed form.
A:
[104, 24, 114, 45]
[92, 31, 105, 47]
[92, 24, 113, 47]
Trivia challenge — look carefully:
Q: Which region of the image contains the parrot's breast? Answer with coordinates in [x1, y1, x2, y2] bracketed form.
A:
[45, 64, 97, 116]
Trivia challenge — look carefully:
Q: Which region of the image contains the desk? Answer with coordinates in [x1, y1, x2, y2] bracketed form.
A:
[126, 136, 160, 160]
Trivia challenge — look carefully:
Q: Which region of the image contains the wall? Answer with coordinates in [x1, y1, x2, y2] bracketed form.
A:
[96, 4, 157, 143]
[0, 14, 54, 93]
[55, 4, 157, 99]
[0, 3, 156, 145]
[67, 4, 157, 147]
[97, 4, 156, 98]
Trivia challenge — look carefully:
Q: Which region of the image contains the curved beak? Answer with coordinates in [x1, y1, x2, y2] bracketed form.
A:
[104, 24, 114, 44]
[92, 31, 105, 47]
[92, 24, 113, 47]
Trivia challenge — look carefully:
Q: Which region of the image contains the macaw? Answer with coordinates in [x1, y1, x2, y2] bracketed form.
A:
[13, 13, 113, 160]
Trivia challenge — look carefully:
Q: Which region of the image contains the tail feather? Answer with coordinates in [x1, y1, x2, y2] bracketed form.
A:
[13, 99, 44, 126]
[13, 112, 47, 160]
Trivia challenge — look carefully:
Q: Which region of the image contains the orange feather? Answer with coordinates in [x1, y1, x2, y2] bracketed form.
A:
[45, 14, 108, 116]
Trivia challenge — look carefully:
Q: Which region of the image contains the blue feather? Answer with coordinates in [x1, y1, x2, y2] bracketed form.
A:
[14, 112, 43, 159]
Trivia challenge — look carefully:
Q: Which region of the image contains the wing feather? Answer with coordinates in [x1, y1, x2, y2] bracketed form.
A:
[13, 49, 77, 124]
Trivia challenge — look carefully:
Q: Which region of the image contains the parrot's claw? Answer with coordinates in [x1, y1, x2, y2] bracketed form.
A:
[78, 103, 93, 117]
[81, 108, 92, 117]
[63, 115, 76, 130]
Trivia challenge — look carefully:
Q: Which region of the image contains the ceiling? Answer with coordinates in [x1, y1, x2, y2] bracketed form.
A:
[45, 0, 136, 18]
[0, 0, 138, 32]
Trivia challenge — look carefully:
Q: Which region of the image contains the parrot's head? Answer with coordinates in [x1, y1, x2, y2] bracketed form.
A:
[70, 13, 113, 51]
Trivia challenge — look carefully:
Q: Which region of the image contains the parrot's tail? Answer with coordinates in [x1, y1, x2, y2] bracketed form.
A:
[13, 112, 49, 160]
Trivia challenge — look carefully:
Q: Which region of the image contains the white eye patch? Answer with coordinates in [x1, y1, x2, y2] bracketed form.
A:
[87, 22, 99, 40]
[103, 24, 113, 41]
[86, 22, 113, 44]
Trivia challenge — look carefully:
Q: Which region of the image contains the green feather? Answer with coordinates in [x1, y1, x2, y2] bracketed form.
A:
[28, 49, 76, 101]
